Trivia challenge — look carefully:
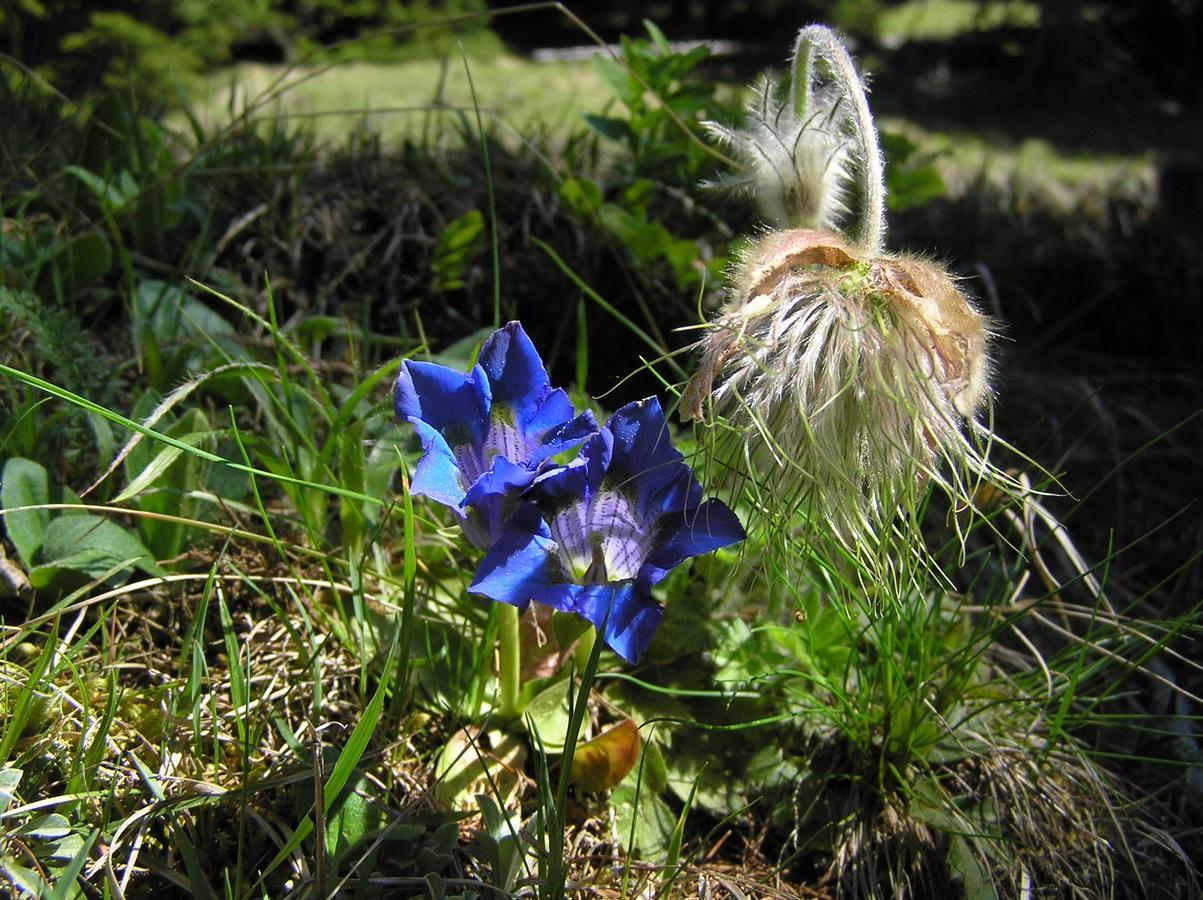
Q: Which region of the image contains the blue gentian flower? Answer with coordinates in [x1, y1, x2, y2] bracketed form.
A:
[469, 397, 745, 663]
[394, 322, 596, 548]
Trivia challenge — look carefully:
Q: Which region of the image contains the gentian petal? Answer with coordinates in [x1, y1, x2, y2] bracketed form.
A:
[529, 430, 613, 578]
[463, 455, 541, 510]
[461, 455, 541, 546]
[526, 388, 577, 439]
[640, 498, 746, 589]
[530, 407, 598, 466]
[531, 428, 612, 505]
[590, 484, 651, 581]
[469, 504, 560, 610]
[395, 360, 491, 441]
[605, 398, 691, 519]
[408, 419, 470, 509]
[395, 360, 492, 488]
[569, 583, 663, 664]
[477, 322, 554, 428]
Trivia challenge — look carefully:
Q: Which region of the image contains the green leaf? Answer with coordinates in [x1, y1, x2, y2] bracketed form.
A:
[28, 514, 164, 588]
[581, 114, 631, 144]
[0, 767, 22, 810]
[886, 166, 947, 211]
[642, 19, 670, 53]
[35, 231, 112, 301]
[475, 793, 524, 891]
[432, 726, 526, 811]
[948, 834, 997, 900]
[1, 457, 49, 565]
[325, 769, 384, 867]
[123, 406, 214, 558]
[133, 279, 235, 346]
[62, 165, 136, 210]
[613, 776, 675, 858]
[16, 812, 71, 840]
[556, 178, 603, 216]
[46, 828, 97, 900]
[115, 428, 219, 502]
[592, 55, 638, 106]
[431, 209, 485, 293]
[0, 861, 46, 895]
[523, 680, 573, 753]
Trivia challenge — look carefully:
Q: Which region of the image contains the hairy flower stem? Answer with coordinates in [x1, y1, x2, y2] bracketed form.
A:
[497, 603, 521, 722]
[795, 25, 887, 254]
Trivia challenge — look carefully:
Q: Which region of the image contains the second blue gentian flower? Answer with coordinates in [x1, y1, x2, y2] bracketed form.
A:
[469, 397, 746, 663]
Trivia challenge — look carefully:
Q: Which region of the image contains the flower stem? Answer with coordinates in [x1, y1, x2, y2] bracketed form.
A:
[497, 603, 521, 722]
[796, 25, 887, 254]
[573, 624, 597, 671]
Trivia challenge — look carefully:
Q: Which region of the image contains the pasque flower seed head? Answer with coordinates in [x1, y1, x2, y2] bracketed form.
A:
[686, 27, 1001, 539]
[683, 229, 993, 531]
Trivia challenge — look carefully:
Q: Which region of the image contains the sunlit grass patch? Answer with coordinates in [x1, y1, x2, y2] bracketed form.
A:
[192, 54, 611, 146]
[878, 0, 1040, 42]
[879, 117, 1156, 190]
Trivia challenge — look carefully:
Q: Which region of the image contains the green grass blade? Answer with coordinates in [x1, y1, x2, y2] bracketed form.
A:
[0, 363, 384, 507]
[256, 619, 401, 888]
[530, 237, 685, 380]
[46, 827, 98, 900]
[128, 752, 215, 900]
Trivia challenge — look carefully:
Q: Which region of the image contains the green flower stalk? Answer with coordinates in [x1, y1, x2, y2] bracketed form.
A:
[685, 26, 1002, 547]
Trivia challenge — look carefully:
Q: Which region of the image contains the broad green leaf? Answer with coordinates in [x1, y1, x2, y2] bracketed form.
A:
[592, 56, 638, 106]
[887, 166, 947, 211]
[46, 828, 97, 900]
[0, 861, 46, 895]
[663, 738, 743, 814]
[948, 834, 997, 900]
[642, 19, 670, 53]
[1, 457, 49, 565]
[28, 515, 163, 588]
[47, 829, 86, 860]
[556, 178, 603, 216]
[322, 767, 384, 867]
[123, 406, 213, 558]
[134, 279, 235, 346]
[15, 812, 71, 840]
[114, 429, 218, 502]
[523, 680, 573, 753]
[581, 114, 631, 144]
[433, 727, 526, 811]
[35, 231, 112, 300]
[0, 767, 22, 809]
[62, 165, 135, 209]
[613, 772, 675, 858]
